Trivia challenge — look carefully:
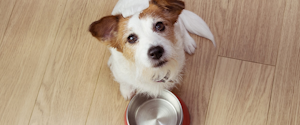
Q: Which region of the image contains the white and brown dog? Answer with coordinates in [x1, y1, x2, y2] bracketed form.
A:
[89, 0, 215, 100]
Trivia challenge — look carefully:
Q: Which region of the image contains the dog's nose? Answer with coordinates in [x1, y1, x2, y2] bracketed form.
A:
[148, 46, 164, 60]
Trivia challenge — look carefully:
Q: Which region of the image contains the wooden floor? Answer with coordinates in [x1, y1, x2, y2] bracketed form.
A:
[0, 0, 299, 124]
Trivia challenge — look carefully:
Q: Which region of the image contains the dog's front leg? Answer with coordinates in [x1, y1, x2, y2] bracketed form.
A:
[182, 23, 197, 54]
[177, 17, 197, 54]
[179, 10, 216, 46]
[119, 83, 135, 100]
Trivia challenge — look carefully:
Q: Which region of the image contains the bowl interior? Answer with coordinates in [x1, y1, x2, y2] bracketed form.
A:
[126, 90, 183, 125]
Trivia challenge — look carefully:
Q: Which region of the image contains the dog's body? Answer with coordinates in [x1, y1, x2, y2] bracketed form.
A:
[89, 0, 215, 99]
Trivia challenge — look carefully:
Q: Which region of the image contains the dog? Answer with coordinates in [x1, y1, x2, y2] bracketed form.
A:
[89, 0, 215, 100]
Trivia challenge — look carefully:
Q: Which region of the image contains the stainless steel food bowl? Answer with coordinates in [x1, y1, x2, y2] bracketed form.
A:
[126, 90, 183, 125]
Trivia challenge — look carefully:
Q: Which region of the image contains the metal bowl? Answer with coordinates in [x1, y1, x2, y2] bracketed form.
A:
[126, 90, 183, 125]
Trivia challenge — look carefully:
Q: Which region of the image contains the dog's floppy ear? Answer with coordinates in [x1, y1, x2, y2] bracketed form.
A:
[152, 0, 185, 23]
[89, 15, 120, 42]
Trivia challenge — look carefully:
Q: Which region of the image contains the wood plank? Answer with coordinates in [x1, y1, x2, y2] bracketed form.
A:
[0, 0, 16, 44]
[206, 57, 275, 125]
[267, 0, 300, 124]
[173, 0, 226, 124]
[177, 40, 218, 125]
[84, 0, 129, 124]
[219, 0, 286, 65]
[0, 0, 67, 124]
[86, 50, 129, 125]
[28, 0, 112, 124]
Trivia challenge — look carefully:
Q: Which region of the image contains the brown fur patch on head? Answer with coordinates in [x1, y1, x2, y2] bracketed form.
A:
[149, 0, 185, 24]
[89, 15, 121, 51]
[89, 15, 136, 61]
[89, 15, 128, 53]
[116, 18, 136, 61]
[89, 0, 185, 62]
[139, 0, 184, 44]
[89, 16, 119, 41]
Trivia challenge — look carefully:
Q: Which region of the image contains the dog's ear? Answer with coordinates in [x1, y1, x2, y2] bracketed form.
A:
[89, 15, 120, 43]
[152, 0, 185, 23]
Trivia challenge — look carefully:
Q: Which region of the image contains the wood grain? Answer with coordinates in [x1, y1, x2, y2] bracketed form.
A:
[0, 0, 16, 44]
[0, 0, 299, 125]
[84, 0, 129, 124]
[28, 0, 111, 124]
[86, 50, 129, 125]
[87, 0, 222, 124]
[0, 0, 66, 124]
[219, 0, 286, 65]
[206, 57, 275, 125]
[267, 0, 300, 124]
[174, 0, 225, 124]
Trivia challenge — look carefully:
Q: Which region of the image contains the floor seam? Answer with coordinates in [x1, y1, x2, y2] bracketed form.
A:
[84, 49, 108, 125]
[27, 0, 70, 124]
[218, 55, 276, 66]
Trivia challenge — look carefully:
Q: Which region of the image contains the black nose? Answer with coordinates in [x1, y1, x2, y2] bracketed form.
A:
[148, 46, 164, 60]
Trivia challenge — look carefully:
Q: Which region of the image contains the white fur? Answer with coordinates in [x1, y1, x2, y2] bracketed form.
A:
[108, 13, 192, 99]
[112, 0, 151, 18]
[177, 15, 197, 54]
[109, 1, 215, 99]
[112, 0, 215, 46]
[179, 10, 216, 46]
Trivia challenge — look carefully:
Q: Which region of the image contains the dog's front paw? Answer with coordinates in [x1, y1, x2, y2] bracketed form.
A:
[120, 84, 135, 100]
[122, 91, 135, 100]
[184, 36, 197, 54]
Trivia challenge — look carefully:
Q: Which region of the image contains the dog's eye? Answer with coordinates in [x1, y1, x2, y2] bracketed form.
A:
[127, 34, 138, 44]
[155, 22, 165, 32]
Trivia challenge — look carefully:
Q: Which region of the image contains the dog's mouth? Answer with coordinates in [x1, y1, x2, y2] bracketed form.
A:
[153, 70, 171, 83]
[153, 60, 168, 68]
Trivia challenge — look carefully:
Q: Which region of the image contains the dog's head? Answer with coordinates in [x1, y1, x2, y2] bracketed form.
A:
[89, 0, 185, 82]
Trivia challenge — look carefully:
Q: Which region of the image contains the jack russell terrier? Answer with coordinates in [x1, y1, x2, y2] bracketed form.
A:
[89, 0, 215, 100]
